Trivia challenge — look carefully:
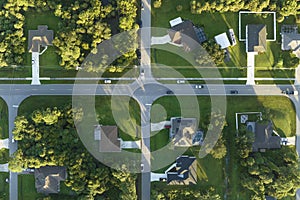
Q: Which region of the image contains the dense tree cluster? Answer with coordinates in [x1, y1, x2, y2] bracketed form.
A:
[195, 40, 225, 66]
[9, 105, 137, 199]
[236, 129, 300, 199]
[190, 0, 300, 22]
[151, 187, 221, 200]
[0, 0, 35, 67]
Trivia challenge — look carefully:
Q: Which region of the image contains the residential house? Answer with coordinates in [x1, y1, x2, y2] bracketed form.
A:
[246, 24, 267, 53]
[94, 125, 121, 152]
[34, 166, 67, 194]
[170, 117, 199, 147]
[168, 20, 206, 52]
[28, 25, 53, 53]
[246, 121, 281, 152]
[281, 25, 300, 58]
[165, 155, 197, 185]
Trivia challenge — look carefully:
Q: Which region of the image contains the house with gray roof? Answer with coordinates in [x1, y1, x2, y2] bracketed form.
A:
[168, 21, 204, 52]
[246, 24, 267, 53]
[170, 117, 200, 147]
[246, 121, 281, 152]
[281, 25, 300, 58]
[34, 166, 67, 194]
[28, 25, 53, 53]
[165, 155, 197, 185]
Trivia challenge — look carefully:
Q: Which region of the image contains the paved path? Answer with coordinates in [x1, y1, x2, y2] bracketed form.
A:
[151, 121, 170, 131]
[151, 35, 171, 45]
[0, 163, 8, 172]
[0, 139, 9, 149]
[246, 52, 256, 85]
[295, 64, 300, 85]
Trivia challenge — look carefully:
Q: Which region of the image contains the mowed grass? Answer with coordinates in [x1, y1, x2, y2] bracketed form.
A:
[0, 98, 8, 139]
[19, 96, 141, 141]
[240, 13, 275, 40]
[0, 172, 9, 200]
[150, 95, 295, 199]
[18, 175, 43, 200]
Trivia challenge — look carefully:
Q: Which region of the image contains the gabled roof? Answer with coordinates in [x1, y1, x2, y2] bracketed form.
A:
[169, 21, 200, 51]
[34, 166, 67, 194]
[247, 121, 281, 152]
[28, 25, 53, 53]
[166, 156, 197, 185]
[95, 125, 121, 152]
[170, 117, 198, 147]
[246, 24, 267, 53]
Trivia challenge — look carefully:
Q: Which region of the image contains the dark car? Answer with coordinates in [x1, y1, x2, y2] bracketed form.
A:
[136, 49, 141, 59]
[137, 20, 142, 28]
[166, 90, 174, 94]
[230, 90, 238, 94]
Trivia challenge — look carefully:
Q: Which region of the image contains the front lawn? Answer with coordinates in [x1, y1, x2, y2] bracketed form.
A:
[0, 172, 9, 200]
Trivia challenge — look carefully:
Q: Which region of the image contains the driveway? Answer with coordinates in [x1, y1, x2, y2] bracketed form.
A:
[151, 121, 170, 132]
[246, 52, 256, 85]
[0, 163, 8, 172]
[151, 35, 171, 45]
[0, 139, 9, 149]
[150, 172, 167, 181]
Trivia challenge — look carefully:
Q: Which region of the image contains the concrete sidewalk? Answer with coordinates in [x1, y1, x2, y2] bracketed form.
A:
[151, 121, 170, 132]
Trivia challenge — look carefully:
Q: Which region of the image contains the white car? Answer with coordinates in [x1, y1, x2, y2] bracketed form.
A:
[104, 79, 111, 84]
[177, 80, 185, 84]
[195, 85, 203, 89]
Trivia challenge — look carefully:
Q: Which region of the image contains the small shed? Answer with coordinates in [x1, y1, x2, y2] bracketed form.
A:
[214, 33, 231, 49]
[169, 17, 183, 27]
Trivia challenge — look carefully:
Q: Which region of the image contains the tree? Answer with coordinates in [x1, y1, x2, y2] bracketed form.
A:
[209, 137, 227, 159]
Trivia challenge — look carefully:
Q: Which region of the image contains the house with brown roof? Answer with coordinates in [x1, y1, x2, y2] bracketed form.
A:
[94, 125, 121, 152]
[28, 25, 53, 53]
[34, 166, 67, 194]
[246, 121, 281, 152]
[246, 24, 267, 53]
[281, 25, 300, 58]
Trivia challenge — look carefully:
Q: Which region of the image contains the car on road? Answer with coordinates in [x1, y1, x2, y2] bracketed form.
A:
[177, 80, 185, 84]
[141, 163, 144, 172]
[104, 79, 111, 84]
[141, 2, 144, 10]
[140, 69, 144, 77]
[166, 90, 174, 94]
[230, 90, 238, 94]
[195, 85, 203, 89]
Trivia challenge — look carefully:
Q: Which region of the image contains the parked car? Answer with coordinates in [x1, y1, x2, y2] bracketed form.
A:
[230, 90, 238, 94]
[137, 20, 142, 28]
[136, 49, 141, 59]
[195, 85, 203, 89]
[166, 90, 174, 94]
[177, 80, 185, 84]
[104, 79, 111, 84]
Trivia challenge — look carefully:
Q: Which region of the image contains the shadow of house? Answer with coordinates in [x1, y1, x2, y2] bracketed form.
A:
[246, 24, 267, 53]
[34, 166, 67, 194]
[246, 121, 281, 152]
[166, 155, 197, 185]
[168, 21, 203, 52]
[281, 25, 300, 58]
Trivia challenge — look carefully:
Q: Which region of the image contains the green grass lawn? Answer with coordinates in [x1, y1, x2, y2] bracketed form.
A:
[0, 172, 9, 200]
[150, 95, 295, 199]
[19, 96, 141, 141]
[240, 13, 275, 40]
[0, 98, 8, 139]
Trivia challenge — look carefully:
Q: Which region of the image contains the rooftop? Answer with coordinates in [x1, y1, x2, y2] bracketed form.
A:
[94, 125, 121, 152]
[170, 117, 198, 147]
[28, 25, 53, 53]
[246, 24, 267, 53]
[34, 166, 67, 194]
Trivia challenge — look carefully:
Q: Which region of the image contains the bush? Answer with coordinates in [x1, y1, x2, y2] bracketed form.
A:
[0, 148, 9, 164]
[176, 5, 183, 11]
[153, 0, 162, 8]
